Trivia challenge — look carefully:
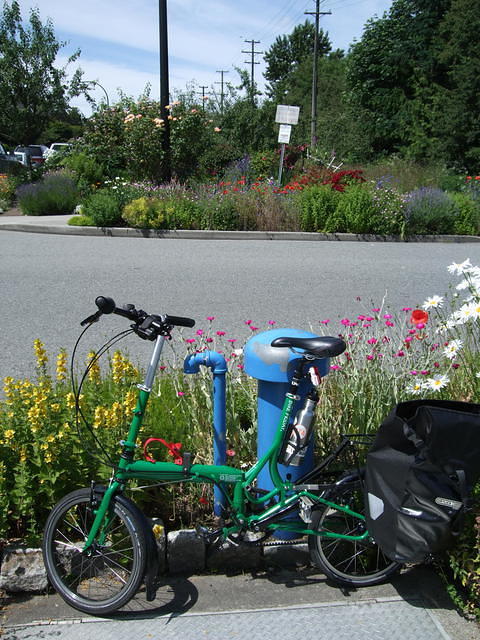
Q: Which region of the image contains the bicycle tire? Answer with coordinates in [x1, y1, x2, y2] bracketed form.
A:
[308, 476, 401, 587]
[42, 488, 147, 615]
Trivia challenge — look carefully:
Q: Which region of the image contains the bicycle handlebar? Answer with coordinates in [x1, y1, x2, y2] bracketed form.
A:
[80, 295, 196, 337]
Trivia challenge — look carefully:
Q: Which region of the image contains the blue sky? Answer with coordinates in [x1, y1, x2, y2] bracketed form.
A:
[16, 0, 393, 114]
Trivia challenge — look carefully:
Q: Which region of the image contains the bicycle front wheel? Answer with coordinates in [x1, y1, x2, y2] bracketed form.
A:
[43, 488, 147, 615]
[308, 477, 401, 587]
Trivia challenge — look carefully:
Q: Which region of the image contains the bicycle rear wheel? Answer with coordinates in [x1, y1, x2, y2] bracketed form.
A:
[43, 488, 147, 615]
[308, 477, 401, 587]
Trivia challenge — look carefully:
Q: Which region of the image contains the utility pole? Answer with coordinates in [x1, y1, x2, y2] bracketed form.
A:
[159, 0, 171, 179]
[197, 85, 209, 111]
[242, 39, 263, 104]
[305, 0, 331, 150]
[215, 70, 229, 114]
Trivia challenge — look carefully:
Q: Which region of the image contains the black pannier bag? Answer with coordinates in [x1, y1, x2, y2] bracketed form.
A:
[365, 399, 480, 564]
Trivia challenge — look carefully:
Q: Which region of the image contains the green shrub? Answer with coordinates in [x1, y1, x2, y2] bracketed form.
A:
[249, 150, 278, 181]
[63, 152, 105, 195]
[404, 187, 458, 235]
[122, 195, 201, 230]
[370, 186, 406, 235]
[325, 184, 376, 233]
[297, 185, 341, 231]
[450, 192, 480, 235]
[68, 214, 95, 226]
[83, 190, 121, 226]
[16, 171, 79, 216]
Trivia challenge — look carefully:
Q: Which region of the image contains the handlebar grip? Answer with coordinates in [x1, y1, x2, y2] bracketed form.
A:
[164, 315, 196, 328]
[95, 296, 116, 314]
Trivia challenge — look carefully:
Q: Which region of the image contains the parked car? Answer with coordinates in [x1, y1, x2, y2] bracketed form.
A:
[44, 142, 72, 160]
[14, 145, 48, 166]
[0, 143, 22, 169]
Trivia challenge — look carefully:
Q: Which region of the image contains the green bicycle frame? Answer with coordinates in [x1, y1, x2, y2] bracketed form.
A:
[84, 335, 369, 550]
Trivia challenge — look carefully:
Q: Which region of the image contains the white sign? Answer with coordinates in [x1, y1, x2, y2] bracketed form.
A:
[275, 105, 300, 125]
[278, 124, 292, 144]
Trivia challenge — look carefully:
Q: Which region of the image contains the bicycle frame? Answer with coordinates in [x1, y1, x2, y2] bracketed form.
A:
[84, 334, 369, 551]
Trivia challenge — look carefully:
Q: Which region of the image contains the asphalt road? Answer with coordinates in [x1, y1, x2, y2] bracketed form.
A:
[0, 231, 477, 381]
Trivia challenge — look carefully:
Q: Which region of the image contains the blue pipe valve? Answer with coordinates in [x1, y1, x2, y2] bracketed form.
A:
[183, 351, 227, 516]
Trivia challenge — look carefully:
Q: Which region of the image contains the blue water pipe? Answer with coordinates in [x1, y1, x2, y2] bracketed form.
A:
[183, 351, 227, 516]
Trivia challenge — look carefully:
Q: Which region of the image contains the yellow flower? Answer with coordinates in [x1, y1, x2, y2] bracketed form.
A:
[19, 448, 27, 463]
[33, 339, 48, 369]
[66, 393, 76, 409]
[4, 429, 15, 440]
[87, 351, 101, 383]
[107, 402, 124, 428]
[56, 349, 68, 381]
[123, 390, 137, 416]
[93, 406, 107, 429]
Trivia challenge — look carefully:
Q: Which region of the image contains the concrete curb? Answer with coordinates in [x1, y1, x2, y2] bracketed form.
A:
[0, 218, 479, 242]
[0, 530, 308, 594]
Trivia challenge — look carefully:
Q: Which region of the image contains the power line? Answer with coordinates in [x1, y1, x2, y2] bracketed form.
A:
[242, 39, 263, 103]
[305, 0, 332, 149]
[215, 70, 229, 114]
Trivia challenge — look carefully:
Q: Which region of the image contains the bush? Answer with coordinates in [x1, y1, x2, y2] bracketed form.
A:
[0, 174, 17, 210]
[63, 152, 105, 195]
[16, 171, 79, 216]
[404, 187, 458, 235]
[297, 185, 341, 231]
[122, 194, 201, 230]
[68, 214, 95, 226]
[83, 190, 121, 226]
[325, 184, 376, 233]
[450, 192, 480, 236]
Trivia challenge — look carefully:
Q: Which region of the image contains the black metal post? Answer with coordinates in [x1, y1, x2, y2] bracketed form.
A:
[159, 0, 171, 180]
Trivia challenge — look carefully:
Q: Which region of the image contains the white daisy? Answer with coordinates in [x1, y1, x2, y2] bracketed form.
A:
[406, 381, 424, 395]
[443, 339, 463, 360]
[424, 375, 450, 391]
[422, 295, 444, 310]
[454, 303, 477, 324]
[447, 259, 472, 276]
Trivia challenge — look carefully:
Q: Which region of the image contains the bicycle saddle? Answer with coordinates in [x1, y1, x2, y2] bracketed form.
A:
[271, 336, 346, 358]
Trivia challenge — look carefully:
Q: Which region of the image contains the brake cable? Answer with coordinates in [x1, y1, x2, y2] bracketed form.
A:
[70, 324, 136, 469]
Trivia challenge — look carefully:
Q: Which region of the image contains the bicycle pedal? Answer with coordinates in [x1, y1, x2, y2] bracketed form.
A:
[195, 524, 222, 544]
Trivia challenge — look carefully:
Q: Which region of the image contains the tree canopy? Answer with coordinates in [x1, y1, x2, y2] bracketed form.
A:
[0, 0, 84, 145]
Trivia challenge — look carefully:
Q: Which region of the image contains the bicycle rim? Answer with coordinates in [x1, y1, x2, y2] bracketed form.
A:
[43, 489, 146, 615]
[308, 479, 400, 587]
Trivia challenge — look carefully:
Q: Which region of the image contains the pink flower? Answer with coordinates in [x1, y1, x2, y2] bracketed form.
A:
[207, 316, 215, 322]
[177, 391, 185, 397]
[245, 320, 252, 325]
[402, 307, 413, 312]
[383, 314, 393, 319]
[250, 326, 259, 331]
[405, 336, 413, 342]
[216, 330, 226, 336]
[227, 338, 237, 343]
[410, 370, 418, 375]
[185, 338, 196, 344]
[372, 308, 380, 312]
[420, 370, 429, 375]
[396, 350, 405, 357]
[416, 322, 425, 329]
[434, 362, 440, 368]
[268, 320, 276, 326]
[196, 329, 204, 336]
[321, 319, 330, 324]
[366, 355, 374, 361]
[330, 365, 341, 371]
[206, 337, 213, 343]
[366, 316, 374, 321]
[358, 315, 366, 321]
[226, 449, 235, 457]
[237, 364, 244, 370]
[385, 320, 395, 327]
[341, 318, 350, 326]
[367, 338, 378, 345]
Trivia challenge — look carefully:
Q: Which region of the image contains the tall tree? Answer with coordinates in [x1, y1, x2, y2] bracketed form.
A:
[432, 0, 480, 168]
[0, 0, 84, 144]
[264, 21, 331, 100]
[346, 0, 451, 158]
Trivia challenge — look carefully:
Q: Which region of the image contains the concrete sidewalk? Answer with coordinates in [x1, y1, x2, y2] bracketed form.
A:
[1, 563, 479, 640]
[1, 213, 479, 242]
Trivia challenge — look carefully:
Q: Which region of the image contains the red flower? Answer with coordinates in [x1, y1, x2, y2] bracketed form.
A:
[410, 309, 429, 325]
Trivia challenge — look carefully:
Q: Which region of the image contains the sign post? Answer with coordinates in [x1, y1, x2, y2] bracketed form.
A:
[275, 105, 300, 186]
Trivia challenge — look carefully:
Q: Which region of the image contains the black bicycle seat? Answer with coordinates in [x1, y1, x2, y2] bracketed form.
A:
[271, 336, 346, 359]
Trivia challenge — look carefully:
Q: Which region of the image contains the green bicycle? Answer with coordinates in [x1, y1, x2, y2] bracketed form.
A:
[42, 296, 400, 616]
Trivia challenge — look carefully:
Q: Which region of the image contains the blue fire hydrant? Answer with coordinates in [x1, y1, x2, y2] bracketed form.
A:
[244, 328, 330, 537]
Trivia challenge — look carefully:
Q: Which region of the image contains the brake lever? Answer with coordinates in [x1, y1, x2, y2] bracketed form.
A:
[80, 310, 102, 326]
